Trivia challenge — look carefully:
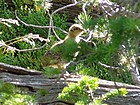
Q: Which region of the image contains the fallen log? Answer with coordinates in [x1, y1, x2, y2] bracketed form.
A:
[0, 62, 140, 104]
[0, 62, 42, 75]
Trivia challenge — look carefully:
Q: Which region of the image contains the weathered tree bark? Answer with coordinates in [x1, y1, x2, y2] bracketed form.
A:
[0, 62, 42, 75]
[51, 0, 82, 23]
[129, 56, 140, 85]
[51, 0, 139, 24]
[0, 62, 140, 105]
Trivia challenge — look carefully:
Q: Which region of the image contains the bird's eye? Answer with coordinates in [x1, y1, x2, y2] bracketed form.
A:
[73, 27, 78, 31]
[75, 28, 77, 30]
[70, 29, 74, 32]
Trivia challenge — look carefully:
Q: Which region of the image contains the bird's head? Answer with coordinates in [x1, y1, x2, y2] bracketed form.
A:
[68, 24, 84, 39]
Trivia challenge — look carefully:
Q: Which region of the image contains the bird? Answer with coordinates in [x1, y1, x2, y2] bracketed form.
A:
[41, 24, 84, 71]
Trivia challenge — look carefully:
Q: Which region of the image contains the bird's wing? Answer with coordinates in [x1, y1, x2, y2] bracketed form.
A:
[41, 39, 67, 69]
[50, 40, 65, 49]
